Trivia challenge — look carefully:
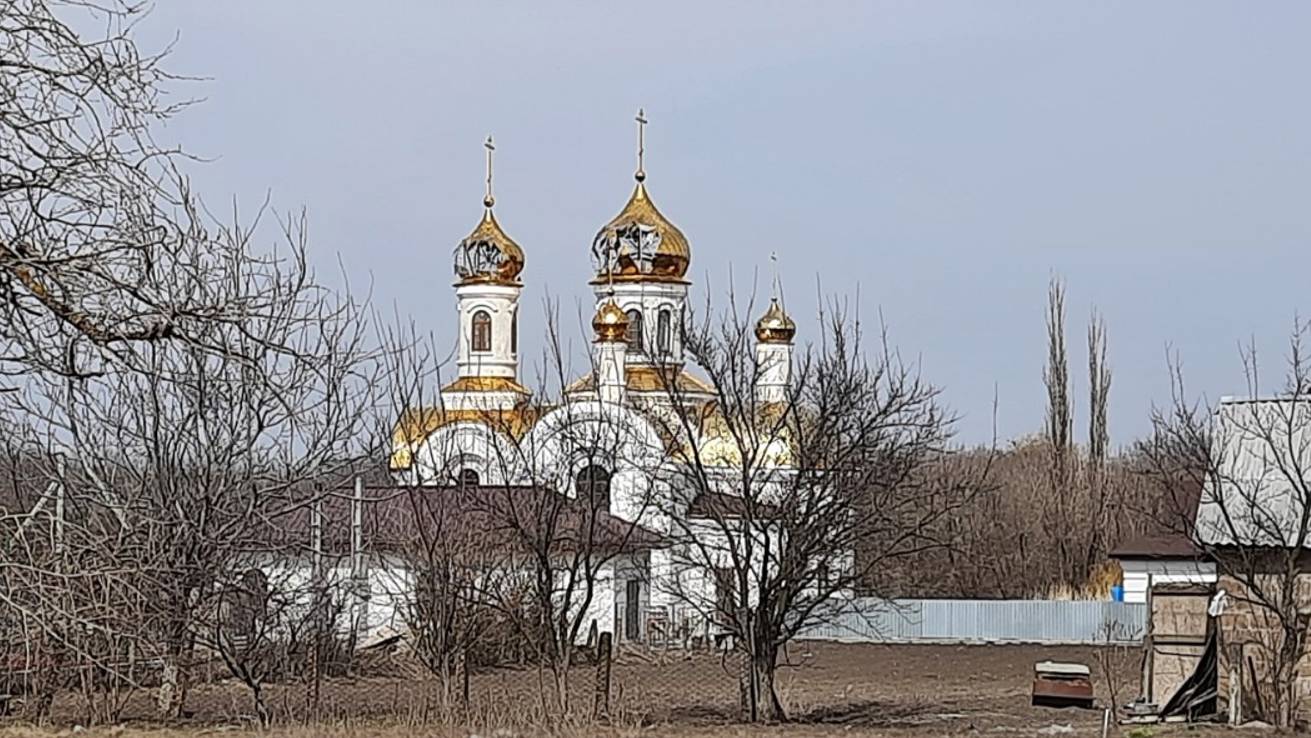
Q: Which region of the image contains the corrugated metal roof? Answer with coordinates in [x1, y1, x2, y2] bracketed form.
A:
[1194, 396, 1311, 548]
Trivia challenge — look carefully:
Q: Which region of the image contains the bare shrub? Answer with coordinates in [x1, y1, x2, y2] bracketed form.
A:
[1094, 620, 1143, 713]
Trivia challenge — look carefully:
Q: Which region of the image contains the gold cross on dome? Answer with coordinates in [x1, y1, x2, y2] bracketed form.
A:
[770, 251, 780, 301]
[635, 108, 647, 182]
[483, 135, 496, 208]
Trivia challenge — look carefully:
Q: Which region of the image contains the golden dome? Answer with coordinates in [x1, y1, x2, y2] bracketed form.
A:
[591, 181, 690, 284]
[755, 297, 796, 343]
[696, 405, 795, 468]
[453, 207, 524, 286]
[592, 297, 629, 342]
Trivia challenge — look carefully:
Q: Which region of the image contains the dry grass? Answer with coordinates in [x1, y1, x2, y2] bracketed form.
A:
[0, 724, 899, 738]
[0, 643, 1233, 738]
[0, 723, 1243, 738]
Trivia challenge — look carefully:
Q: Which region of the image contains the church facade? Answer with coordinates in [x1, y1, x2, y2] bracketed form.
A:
[379, 120, 799, 645]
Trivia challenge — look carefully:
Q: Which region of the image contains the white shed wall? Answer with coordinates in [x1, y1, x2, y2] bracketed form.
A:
[1119, 558, 1217, 604]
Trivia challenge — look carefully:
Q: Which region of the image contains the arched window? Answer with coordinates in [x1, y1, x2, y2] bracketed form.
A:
[624, 309, 643, 352]
[657, 309, 672, 355]
[510, 309, 518, 353]
[471, 310, 492, 352]
[457, 469, 480, 488]
[575, 465, 612, 511]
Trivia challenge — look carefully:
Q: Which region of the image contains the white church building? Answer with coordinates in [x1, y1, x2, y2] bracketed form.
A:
[336, 120, 801, 647]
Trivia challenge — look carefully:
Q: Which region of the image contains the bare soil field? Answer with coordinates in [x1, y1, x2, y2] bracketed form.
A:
[1, 643, 1227, 737]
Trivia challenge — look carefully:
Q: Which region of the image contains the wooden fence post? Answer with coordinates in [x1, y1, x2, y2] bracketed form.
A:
[593, 631, 613, 721]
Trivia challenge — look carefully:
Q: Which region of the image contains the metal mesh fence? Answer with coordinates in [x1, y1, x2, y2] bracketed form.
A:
[3, 600, 1143, 727]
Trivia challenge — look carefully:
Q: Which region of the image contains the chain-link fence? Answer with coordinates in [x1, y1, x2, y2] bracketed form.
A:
[4, 598, 1145, 729]
[6, 635, 1140, 734]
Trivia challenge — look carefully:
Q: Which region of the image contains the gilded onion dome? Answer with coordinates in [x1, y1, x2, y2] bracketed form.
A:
[453, 136, 524, 286]
[591, 111, 690, 284]
[453, 208, 524, 286]
[592, 297, 629, 342]
[590, 180, 690, 284]
[755, 297, 796, 343]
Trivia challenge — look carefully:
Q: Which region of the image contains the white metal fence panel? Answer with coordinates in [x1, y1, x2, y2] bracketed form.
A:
[798, 598, 1146, 645]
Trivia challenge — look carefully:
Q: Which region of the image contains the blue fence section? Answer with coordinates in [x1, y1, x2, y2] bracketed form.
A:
[798, 599, 1147, 645]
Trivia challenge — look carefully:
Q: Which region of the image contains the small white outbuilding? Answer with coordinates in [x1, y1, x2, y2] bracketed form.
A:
[1110, 535, 1216, 604]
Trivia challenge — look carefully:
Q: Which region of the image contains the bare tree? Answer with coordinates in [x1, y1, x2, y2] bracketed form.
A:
[377, 326, 507, 711]
[1094, 619, 1142, 714]
[480, 315, 670, 718]
[1043, 277, 1080, 583]
[1141, 320, 1311, 728]
[403, 503, 488, 714]
[376, 324, 498, 714]
[0, 208, 383, 724]
[382, 303, 671, 721]
[1085, 308, 1112, 572]
[643, 291, 977, 722]
[1045, 277, 1073, 485]
[0, 1, 251, 386]
[1088, 309, 1111, 468]
[0, 431, 160, 724]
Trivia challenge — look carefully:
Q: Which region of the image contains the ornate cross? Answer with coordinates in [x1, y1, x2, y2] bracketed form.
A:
[635, 108, 647, 182]
[484, 135, 495, 208]
[770, 251, 780, 301]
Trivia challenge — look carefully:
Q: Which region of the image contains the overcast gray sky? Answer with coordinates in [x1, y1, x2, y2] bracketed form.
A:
[135, 1, 1310, 447]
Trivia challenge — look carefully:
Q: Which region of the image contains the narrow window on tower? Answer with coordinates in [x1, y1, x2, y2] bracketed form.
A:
[510, 308, 518, 353]
[625, 309, 643, 352]
[471, 310, 492, 352]
[657, 309, 671, 355]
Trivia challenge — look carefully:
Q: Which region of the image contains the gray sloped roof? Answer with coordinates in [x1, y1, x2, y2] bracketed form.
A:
[1194, 397, 1311, 548]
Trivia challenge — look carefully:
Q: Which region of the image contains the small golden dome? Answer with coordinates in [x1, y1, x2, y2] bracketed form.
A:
[592, 297, 629, 342]
[453, 208, 525, 286]
[591, 181, 690, 284]
[755, 297, 796, 343]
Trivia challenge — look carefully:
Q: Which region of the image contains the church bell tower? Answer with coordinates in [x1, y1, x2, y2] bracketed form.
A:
[590, 110, 691, 371]
[444, 136, 528, 411]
